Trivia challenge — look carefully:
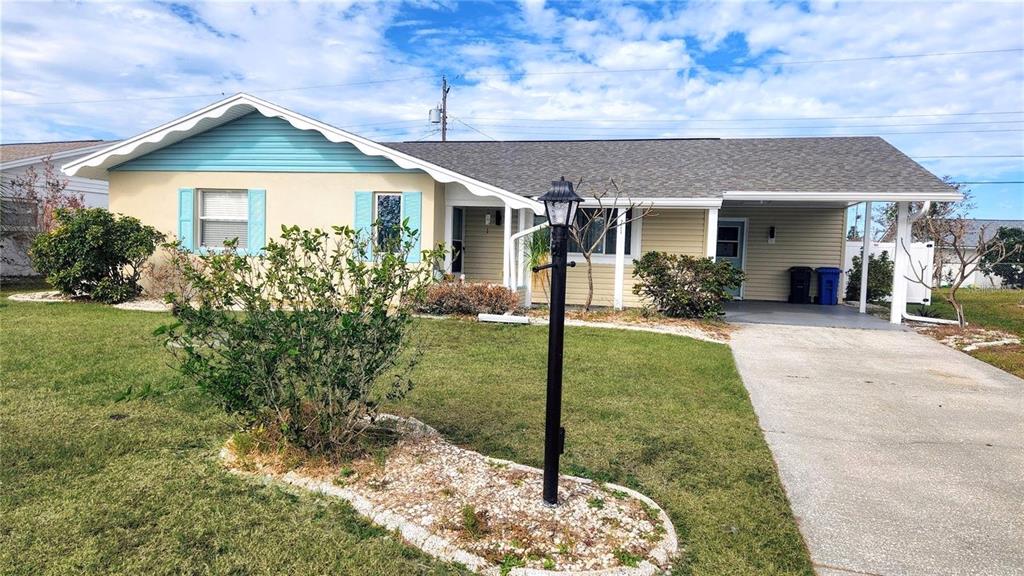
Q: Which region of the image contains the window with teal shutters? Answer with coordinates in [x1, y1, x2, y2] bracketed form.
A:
[354, 191, 373, 260]
[178, 188, 195, 250]
[247, 189, 266, 255]
[402, 191, 422, 263]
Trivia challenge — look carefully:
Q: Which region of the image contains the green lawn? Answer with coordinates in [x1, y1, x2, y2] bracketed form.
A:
[910, 288, 1024, 377]
[1, 296, 812, 576]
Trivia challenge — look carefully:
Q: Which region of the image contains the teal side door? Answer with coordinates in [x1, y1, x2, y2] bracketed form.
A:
[717, 220, 746, 298]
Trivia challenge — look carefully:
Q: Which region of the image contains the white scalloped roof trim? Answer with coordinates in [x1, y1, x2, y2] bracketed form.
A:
[63, 93, 543, 213]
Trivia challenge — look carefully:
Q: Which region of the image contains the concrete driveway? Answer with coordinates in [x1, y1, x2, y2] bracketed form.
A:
[730, 324, 1024, 576]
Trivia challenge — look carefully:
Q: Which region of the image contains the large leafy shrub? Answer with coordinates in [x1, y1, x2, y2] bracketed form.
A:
[418, 279, 519, 315]
[157, 224, 442, 455]
[632, 251, 744, 318]
[844, 250, 894, 302]
[29, 208, 163, 303]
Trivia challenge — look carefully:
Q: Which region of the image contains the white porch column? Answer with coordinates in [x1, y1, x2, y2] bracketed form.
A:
[613, 209, 627, 310]
[859, 201, 872, 314]
[443, 205, 454, 272]
[890, 201, 910, 324]
[502, 205, 512, 288]
[705, 208, 719, 259]
[519, 208, 532, 306]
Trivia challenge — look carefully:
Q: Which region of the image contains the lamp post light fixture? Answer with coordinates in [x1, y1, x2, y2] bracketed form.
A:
[534, 176, 582, 506]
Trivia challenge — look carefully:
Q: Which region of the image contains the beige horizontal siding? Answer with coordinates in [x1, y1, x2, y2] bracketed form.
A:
[641, 209, 707, 256]
[462, 207, 517, 284]
[720, 206, 845, 301]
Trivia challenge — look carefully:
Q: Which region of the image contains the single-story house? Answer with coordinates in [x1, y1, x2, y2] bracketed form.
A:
[1, 140, 115, 277]
[62, 93, 960, 324]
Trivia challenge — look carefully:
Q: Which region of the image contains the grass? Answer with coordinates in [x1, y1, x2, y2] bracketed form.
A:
[910, 288, 1024, 377]
[1, 293, 813, 576]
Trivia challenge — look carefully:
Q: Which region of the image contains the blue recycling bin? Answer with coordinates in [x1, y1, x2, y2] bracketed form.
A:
[815, 267, 842, 305]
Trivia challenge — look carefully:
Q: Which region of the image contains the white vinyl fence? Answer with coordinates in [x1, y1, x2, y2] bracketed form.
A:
[844, 240, 934, 305]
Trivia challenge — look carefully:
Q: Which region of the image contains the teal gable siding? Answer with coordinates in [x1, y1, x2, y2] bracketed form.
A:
[111, 113, 420, 173]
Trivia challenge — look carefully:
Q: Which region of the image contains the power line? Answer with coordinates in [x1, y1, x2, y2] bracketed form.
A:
[451, 118, 498, 141]
[460, 110, 1024, 123]
[954, 181, 1024, 184]
[410, 128, 1024, 138]
[468, 48, 1024, 78]
[5, 74, 438, 107]
[459, 119, 1024, 132]
[913, 155, 1024, 159]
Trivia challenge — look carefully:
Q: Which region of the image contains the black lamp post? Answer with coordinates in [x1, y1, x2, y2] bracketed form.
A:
[534, 176, 582, 506]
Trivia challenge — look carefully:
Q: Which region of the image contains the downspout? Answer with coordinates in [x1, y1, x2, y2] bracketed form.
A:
[899, 201, 958, 324]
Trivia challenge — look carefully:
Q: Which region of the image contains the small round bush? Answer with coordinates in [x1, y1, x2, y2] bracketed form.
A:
[29, 208, 163, 303]
[632, 251, 744, 318]
[418, 280, 519, 315]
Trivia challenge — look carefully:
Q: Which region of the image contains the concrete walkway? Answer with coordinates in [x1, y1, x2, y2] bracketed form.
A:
[725, 300, 902, 331]
[730, 324, 1024, 576]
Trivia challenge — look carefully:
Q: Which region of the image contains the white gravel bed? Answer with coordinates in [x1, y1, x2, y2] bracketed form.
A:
[222, 417, 677, 575]
[8, 290, 171, 312]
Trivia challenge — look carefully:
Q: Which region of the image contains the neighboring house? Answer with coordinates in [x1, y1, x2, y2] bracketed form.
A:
[62, 93, 959, 323]
[882, 219, 1024, 289]
[1, 140, 116, 277]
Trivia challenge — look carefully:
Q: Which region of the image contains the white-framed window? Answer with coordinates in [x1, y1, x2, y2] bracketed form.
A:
[569, 208, 635, 257]
[199, 189, 248, 250]
[374, 192, 402, 250]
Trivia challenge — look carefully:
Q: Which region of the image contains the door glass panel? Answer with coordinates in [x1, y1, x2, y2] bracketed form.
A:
[717, 226, 739, 242]
[717, 241, 738, 257]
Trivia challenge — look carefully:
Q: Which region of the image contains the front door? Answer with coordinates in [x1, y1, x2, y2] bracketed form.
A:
[717, 220, 746, 298]
[451, 207, 465, 274]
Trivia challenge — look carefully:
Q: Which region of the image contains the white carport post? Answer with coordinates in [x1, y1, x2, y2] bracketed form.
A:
[705, 208, 719, 259]
[889, 201, 911, 324]
[613, 209, 627, 310]
[502, 205, 513, 288]
[858, 201, 872, 314]
[443, 205, 454, 272]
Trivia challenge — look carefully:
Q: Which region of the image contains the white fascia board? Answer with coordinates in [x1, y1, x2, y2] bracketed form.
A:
[2, 142, 115, 172]
[62, 93, 543, 214]
[722, 190, 963, 202]
[578, 197, 723, 208]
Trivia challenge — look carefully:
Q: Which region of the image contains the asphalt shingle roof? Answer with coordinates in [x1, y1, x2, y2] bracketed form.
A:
[388, 136, 954, 199]
[0, 140, 110, 164]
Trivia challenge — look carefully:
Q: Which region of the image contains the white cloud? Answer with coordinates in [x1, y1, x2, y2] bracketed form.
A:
[1, 1, 1021, 215]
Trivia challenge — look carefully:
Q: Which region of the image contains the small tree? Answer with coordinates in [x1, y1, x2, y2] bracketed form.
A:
[569, 178, 652, 311]
[844, 251, 894, 303]
[527, 226, 551, 302]
[29, 208, 163, 303]
[904, 217, 1021, 327]
[1, 157, 85, 233]
[157, 224, 443, 456]
[981, 226, 1024, 288]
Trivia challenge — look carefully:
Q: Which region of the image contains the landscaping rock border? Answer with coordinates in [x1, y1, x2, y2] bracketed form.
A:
[221, 416, 678, 576]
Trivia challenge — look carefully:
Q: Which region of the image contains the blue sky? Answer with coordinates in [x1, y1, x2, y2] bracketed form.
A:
[2, 0, 1022, 220]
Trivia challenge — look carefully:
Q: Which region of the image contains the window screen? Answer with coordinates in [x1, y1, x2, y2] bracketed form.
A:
[200, 189, 248, 249]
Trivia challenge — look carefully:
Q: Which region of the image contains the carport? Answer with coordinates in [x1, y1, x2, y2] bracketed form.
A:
[724, 300, 902, 330]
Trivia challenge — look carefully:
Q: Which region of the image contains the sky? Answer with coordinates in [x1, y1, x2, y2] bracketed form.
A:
[1, 0, 1022, 221]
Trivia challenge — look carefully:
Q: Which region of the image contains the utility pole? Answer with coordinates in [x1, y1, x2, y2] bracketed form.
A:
[440, 75, 450, 142]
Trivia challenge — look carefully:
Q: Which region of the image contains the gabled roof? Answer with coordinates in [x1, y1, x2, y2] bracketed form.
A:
[1, 140, 117, 170]
[389, 137, 961, 202]
[61, 93, 542, 213]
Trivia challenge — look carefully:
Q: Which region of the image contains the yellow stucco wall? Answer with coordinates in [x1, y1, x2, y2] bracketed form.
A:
[108, 171, 443, 249]
[720, 206, 846, 301]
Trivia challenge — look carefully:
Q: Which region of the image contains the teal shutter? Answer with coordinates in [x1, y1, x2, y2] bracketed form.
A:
[402, 191, 422, 263]
[178, 188, 194, 251]
[354, 191, 373, 259]
[247, 189, 266, 255]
